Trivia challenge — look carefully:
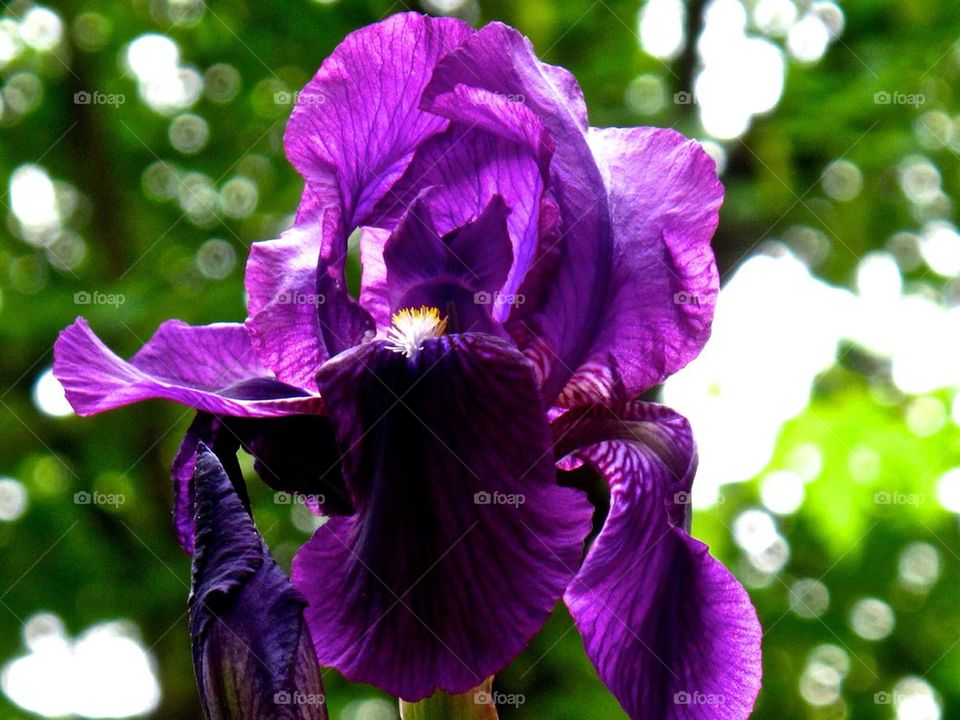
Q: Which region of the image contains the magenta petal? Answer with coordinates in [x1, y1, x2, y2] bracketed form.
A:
[292, 334, 592, 701]
[557, 128, 721, 406]
[54, 318, 323, 417]
[553, 402, 761, 720]
[424, 23, 723, 402]
[245, 220, 330, 392]
[284, 13, 472, 229]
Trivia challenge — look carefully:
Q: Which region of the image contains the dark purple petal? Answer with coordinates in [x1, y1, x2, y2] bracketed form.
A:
[54, 318, 323, 417]
[292, 334, 592, 701]
[552, 402, 761, 720]
[190, 445, 327, 720]
[172, 413, 351, 553]
[284, 13, 472, 234]
[380, 195, 513, 333]
[424, 24, 722, 403]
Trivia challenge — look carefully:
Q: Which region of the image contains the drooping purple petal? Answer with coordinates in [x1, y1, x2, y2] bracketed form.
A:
[54, 318, 324, 417]
[292, 334, 592, 701]
[284, 13, 472, 237]
[172, 413, 351, 553]
[189, 444, 327, 720]
[424, 23, 723, 403]
[552, 402, 761, 720]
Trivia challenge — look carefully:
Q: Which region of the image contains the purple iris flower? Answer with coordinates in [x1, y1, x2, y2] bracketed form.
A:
[54, 12, 761, 719]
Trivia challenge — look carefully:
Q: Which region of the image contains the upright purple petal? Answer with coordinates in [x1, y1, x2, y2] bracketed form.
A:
[54, 318, 323, 417]
[190, 445, 327, 720]
[552, 402, 761, 720]
[293, 334, 592, 701]
[555, 128, 721, 406]
[284, 13, 472, 235]
[424, 23, 723, 403]
[245, 213, 374, 385]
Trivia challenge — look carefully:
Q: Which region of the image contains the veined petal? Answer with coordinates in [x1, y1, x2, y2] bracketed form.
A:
[553, 402, 761, 720]
[53, 318, 323, 418]
[293, 334, 592, 701]
[190, 445, 327, 720]
[424, 23, 722, 403]
[245, 213, 374, 386]
[557, 128, 721, 406]
[284, 13, 472, 235]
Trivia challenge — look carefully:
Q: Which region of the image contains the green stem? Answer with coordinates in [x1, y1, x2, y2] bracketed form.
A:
[399, 678, 499, 720]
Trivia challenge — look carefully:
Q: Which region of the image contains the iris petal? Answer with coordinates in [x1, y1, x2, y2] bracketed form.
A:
[53, 318, 323, 417]
[553, 402, 762, 720]
[292, 334, 592, 701]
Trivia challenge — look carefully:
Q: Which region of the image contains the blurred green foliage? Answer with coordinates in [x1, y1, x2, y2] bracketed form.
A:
[1, 0, 960, 718]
